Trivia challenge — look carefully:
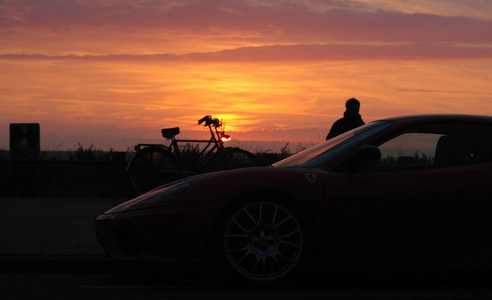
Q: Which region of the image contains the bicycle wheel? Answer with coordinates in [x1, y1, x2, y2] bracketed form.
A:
[128, 147, 184, 195]
[211, 148, 260, 172]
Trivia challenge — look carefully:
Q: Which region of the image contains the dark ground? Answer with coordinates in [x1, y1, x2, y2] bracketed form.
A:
[2, 197, 492, 299]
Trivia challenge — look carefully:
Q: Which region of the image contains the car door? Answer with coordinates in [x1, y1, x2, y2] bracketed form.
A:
[325, 163, 463, 259]
[324, 122, 492, 259]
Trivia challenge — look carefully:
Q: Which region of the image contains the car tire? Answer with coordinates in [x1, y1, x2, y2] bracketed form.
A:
[218, 198, 306, 285]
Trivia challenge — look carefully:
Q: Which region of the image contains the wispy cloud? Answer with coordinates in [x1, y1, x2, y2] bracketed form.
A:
[357, 0, 492, 20]
[1, 0, 491, 56]
[2, 43, 491, 61]
[1, 1, 492, 150]
[184, 44, 492, 61]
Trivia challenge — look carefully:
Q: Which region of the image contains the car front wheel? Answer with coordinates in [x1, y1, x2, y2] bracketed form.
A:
[221, 200, 305, 284]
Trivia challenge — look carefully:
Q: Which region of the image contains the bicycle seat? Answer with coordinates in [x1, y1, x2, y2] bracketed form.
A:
[161, 127, 180, 139]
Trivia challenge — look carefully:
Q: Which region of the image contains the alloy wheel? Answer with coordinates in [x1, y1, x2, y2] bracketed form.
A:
[224, 201, 303, 282]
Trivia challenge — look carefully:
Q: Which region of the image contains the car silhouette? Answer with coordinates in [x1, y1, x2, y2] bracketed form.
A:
[96, 114, 492, 285]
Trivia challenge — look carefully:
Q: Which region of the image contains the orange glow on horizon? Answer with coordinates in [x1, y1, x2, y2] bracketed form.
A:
[1, 58, 492, 150]
[1, 1, 491, 152]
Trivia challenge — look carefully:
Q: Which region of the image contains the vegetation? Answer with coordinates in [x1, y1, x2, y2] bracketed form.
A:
[0, 148, 7, 160]
[379, 151, 435, 170]
[0, 144, 131, 198]
[0, 142, 289, 198]
[68, 143, 115, 161]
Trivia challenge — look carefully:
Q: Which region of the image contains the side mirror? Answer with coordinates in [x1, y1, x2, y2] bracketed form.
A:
[347, 145, 381, 172]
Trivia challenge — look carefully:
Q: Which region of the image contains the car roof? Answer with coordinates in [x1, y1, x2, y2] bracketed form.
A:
[375, 114, 492, 125]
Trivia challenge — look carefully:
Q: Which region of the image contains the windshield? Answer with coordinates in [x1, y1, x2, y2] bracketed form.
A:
[273, 121, 391, 168]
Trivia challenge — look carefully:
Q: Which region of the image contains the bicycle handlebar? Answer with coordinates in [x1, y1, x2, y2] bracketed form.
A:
[198, 115, 210, 125]
[198, 115, 221, 128]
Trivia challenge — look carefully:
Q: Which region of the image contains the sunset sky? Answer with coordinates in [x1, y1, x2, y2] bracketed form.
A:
[1, 0, 491, 151]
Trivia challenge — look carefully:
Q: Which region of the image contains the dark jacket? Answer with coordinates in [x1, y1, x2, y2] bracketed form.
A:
[326, 112, 365, 140]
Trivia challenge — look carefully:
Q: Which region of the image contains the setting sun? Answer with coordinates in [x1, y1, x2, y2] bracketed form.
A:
[1, 1, 491, 151]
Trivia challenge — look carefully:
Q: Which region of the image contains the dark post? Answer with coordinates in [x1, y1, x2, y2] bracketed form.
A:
[9, 123, 40, 160]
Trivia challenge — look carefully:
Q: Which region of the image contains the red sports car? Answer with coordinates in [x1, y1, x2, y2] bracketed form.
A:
[96, 115, 492, 284]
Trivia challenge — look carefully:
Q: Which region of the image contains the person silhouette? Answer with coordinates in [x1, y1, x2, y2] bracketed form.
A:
[326, 98, 365, 140]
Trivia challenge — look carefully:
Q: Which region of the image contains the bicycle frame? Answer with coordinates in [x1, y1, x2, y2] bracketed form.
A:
[128, 115, 260, 194]
[131, 116, 229, 175]
[171, 138, 222, 174]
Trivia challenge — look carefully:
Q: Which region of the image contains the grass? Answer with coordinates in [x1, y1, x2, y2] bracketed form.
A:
[0, 142, 300, 198]
[0, 144, 131, 197]
[69, 143, 116, 161]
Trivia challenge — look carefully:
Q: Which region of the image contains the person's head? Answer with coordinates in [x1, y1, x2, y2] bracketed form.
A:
[345, 98, 360, 115]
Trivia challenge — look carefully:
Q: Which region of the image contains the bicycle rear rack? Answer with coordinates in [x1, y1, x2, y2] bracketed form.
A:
[133, 144, 167, 152]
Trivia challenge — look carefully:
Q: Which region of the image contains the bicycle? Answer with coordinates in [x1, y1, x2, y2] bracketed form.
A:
[128, 115, 261, 194]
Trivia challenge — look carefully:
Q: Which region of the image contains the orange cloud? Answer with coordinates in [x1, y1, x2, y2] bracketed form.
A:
[1, 1, 491, 150]
[1, 1, 492, 57]
[2, 56, 491, 151]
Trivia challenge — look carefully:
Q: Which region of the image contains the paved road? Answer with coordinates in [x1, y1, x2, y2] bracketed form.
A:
[0, 197, 125, 256]
[2, 255, 492, 299]
[2, 197, 492, 299]
[2, 267, 492, 300]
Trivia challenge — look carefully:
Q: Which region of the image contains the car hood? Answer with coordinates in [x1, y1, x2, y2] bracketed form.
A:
[103, 166, 325, 215]
[191, 166, 324, 200]
[103, 171, 220, 214]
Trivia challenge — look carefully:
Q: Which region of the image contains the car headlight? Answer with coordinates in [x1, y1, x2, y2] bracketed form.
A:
[131, 182, 193, 207]
[104, 182, 193, 214]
